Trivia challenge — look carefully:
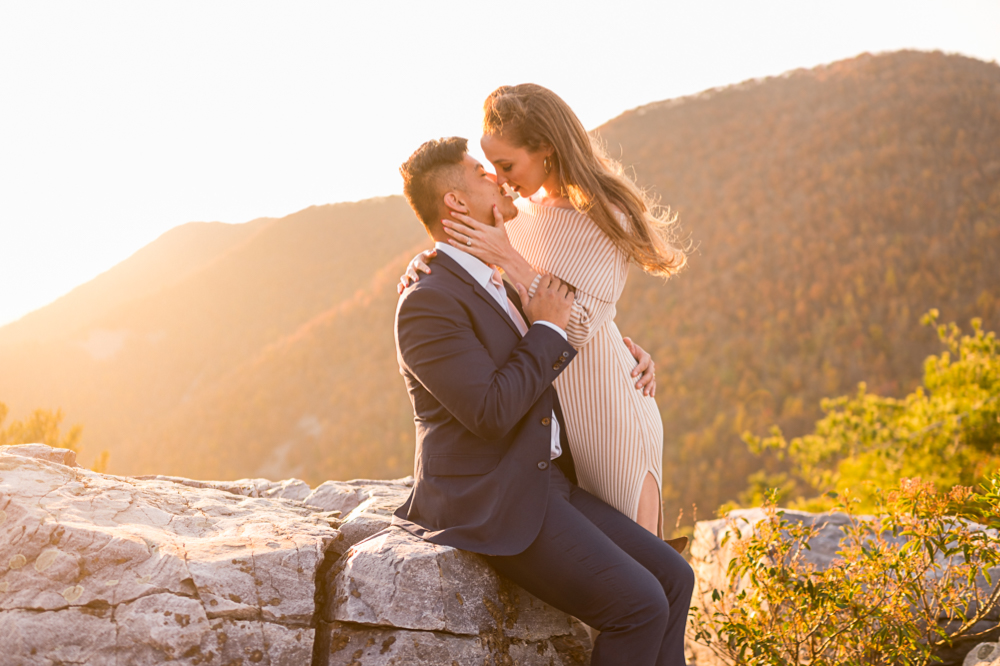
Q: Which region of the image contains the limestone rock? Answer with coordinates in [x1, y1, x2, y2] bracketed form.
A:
[0, 450, 339, 665]
[946, 625, 1000, 666]
[965, 642, 1000, 666]
[1, 606, 116, 665]
[325, 621, 589, 666]
[318, 479, 590, 665]
[327, 483, 412, 556]
[1, 592, 313, 665]
[304, 477, 412, 514]
[299, 477, 412, 556]
[328, 526, 574, 641]
[141, 474, 413, 526]
[135, 473, 313, 502]
[0, 443, 79, 467]
[0, 448, 586, 664]
[303, 480, 368, 515]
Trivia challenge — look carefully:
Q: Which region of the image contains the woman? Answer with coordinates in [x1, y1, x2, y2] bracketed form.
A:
[401, 84, 685, 536]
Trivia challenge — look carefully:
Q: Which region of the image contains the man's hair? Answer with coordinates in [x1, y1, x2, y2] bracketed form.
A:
[400, 137, 468, 228]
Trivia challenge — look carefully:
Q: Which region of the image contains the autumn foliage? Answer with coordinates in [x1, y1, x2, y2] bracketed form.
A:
[604, 50, 1000, 521]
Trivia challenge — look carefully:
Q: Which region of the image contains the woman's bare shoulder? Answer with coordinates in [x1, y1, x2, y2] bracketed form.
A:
[606, 202, 631, 230]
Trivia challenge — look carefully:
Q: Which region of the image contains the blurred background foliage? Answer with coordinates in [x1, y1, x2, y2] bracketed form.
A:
[0, 402, 82, 452]
[739, 312, 1000, 512]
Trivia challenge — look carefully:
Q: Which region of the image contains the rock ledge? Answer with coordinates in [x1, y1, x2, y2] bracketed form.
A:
[0, 444, 589, 665]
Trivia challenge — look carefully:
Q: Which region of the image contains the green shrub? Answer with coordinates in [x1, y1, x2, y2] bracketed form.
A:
[691, 477, 1000, 665]
[743, 312, 1000, 512]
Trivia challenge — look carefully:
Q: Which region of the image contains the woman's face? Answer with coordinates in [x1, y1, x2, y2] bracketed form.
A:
[481, 133, 551, 199]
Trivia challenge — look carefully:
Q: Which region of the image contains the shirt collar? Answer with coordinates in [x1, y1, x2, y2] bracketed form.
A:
[434, 241, 495, 291]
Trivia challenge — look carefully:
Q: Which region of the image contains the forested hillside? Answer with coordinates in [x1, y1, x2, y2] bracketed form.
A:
[603, 50, 1000, 515]
[0, 197, 426, 473]
[0, 217, 274, 346]
[2, 51, 997, 521]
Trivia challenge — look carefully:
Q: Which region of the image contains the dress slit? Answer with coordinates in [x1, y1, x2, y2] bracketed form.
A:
[507, 197, 668, 539]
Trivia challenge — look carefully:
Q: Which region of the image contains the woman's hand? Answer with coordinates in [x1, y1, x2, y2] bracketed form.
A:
[623, 336, 657, 397]
[397, 248, 437, 295]
[442, 205, 515, 268]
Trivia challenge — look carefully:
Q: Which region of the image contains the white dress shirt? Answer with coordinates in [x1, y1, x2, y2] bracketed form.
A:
[434, 242, 564, 459]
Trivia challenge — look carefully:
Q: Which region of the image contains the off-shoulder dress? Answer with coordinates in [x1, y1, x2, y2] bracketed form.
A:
[508, 197, 665, 534]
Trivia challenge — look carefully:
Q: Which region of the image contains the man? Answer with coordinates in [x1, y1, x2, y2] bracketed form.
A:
[392, 137, 694, 665]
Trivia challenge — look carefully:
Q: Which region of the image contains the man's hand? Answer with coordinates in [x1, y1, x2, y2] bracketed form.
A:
[515, 275, 574, 331]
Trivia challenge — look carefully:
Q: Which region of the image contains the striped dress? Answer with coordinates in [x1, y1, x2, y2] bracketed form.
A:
[508, 197, 665, 534]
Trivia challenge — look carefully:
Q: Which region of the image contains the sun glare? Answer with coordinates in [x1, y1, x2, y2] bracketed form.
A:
[0, 0, 998, 325]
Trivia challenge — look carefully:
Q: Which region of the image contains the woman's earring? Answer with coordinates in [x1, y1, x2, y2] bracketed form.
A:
[543, 156, 552, 175]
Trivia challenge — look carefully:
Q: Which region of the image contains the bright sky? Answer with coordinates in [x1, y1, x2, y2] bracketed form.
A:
[1, 1, 998, 327]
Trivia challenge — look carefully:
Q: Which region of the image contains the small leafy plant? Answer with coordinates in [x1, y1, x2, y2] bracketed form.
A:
[690, 477, 1000, 666]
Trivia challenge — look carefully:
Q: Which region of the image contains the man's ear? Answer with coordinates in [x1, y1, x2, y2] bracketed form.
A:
[443, 191, 470, 214]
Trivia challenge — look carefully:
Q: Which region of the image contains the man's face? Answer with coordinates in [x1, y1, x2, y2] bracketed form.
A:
[452, 154, 518, 224]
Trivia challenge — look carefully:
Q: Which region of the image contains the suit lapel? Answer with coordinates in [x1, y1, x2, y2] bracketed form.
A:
[504, 282, 529, 326]
[434, 254, 522, 338]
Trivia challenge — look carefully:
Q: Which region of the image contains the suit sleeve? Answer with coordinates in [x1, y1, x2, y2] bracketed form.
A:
[396, 286, 576, 441]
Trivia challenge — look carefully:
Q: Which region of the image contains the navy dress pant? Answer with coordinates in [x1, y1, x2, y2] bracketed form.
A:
[485, 465, 694, 666]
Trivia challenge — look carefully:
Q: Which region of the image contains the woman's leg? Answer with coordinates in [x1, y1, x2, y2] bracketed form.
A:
[636, 471, 662, 536]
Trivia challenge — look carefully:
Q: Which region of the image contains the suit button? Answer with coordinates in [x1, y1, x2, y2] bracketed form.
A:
[561, 351, 570, 358]
[537, 461, 549, 470]
[541, 417, 551, 426]
[552, 363, 561, 370]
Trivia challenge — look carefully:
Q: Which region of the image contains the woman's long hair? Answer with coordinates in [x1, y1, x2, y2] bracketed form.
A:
[483, 84, 686, 277]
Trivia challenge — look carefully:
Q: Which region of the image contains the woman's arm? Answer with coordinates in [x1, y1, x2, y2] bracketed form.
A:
[443, 206, 620, 349]
[441, 205, 539, 288]
[440, 207, 656, 395]
[397, 248, 438, 294]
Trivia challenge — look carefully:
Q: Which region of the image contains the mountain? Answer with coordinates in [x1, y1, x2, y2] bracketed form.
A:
[2, 51, 997, 522]
[0, 217, 274, 346]
[604, 50, 1000, 515]
[0, 197, 427, 473]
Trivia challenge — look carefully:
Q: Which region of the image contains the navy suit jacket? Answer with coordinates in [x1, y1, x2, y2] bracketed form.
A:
[391, 252, 578, 556]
